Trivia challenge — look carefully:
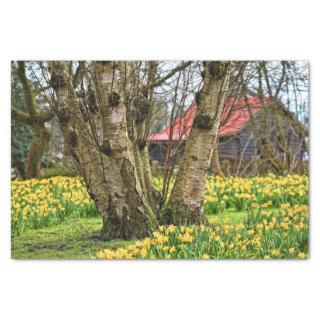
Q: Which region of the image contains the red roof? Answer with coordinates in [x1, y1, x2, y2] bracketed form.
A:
[148, 96, 263, 142]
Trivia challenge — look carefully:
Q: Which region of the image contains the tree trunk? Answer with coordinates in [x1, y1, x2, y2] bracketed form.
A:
[163, 62, 230, 225]
[210, 137, 225, 177]
[24, 125, 50, 179]
[49, 61, 158, 240]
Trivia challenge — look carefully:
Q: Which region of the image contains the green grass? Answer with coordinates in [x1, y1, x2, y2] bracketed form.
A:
[11, 217, 134, 259]
[11, 208, 264, 259]
[213, 208, 248, 224]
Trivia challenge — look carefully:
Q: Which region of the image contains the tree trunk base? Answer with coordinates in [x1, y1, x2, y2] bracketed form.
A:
[162, 203, 208, 226]
[99, 206, 158, 241]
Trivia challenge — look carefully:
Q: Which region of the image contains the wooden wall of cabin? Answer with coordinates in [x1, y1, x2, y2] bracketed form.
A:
[148, 109, 307, 175]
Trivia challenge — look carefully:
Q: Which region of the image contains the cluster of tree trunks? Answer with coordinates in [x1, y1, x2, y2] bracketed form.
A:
[46, 61, 230, 240]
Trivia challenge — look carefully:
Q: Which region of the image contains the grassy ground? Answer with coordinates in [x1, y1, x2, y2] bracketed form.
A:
[213, 208, 248, 224]
[11, 217, 133, 259]
[11, 209, 250, 259]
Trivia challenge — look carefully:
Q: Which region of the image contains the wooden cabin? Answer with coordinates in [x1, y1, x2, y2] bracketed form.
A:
[147, 96, 308, 174]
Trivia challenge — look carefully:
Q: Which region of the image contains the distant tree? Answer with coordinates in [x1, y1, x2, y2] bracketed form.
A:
[244, 61, 308, 173]
[11, 63, 33, 178]
[11, 62, 54, 179]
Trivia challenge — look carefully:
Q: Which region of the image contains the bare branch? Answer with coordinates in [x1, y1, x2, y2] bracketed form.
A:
[152, 61, 193, 87]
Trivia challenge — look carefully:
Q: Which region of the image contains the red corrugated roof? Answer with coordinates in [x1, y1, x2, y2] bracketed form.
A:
[148, 96, 263, 142]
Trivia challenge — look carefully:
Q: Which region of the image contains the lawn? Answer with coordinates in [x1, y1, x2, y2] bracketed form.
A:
[11, 210, 245, 259]
[11, 216, 134, 259]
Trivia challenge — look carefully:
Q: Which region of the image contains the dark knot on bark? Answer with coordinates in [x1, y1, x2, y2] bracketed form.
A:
[67, 131, 78, 148]
[57, 108, 71, 125]
[195, 91, 202, 105]
[100, 143, 112, 156]
[193, 113, 214, 130]
[98, 61, 111, 65]
[87, 87, 99, 113]
[50, 73, 67, 90]
[134, 96, 150, 124]
[137, 138, 147, 150]
[204, 61, 226, 80]
[108, 92, 120, 108]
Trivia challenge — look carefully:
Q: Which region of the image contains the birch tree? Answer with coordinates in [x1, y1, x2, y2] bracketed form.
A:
[163, 62, 230, 224]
